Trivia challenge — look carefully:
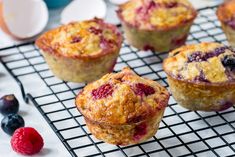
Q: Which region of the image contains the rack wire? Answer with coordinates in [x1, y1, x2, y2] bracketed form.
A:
[1, 6, 235, 157]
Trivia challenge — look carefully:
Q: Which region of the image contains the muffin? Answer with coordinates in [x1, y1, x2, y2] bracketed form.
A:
[117, 0, 197, 52]
[163, 42, 235, 111]
[76, 67, 169, 145]
[36, 18, 122, 83]
[217, 0, 235, 47]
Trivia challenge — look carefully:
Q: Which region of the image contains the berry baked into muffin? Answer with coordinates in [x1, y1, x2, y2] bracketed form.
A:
[36, 18, 122, 83]
[217, 0, 235, 47]
[117, 0, 197, 52]
[163, 43, 235, 111]
[76, 68, 169, 145]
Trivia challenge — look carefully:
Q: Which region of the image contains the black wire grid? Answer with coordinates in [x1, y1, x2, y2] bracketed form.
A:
[1, 6, 235, 157]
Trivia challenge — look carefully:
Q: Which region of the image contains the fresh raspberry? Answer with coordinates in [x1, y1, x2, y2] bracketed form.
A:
[11, 127, 44, 155]
[133, 83, 155, 96]
[92, 84, 113, 99]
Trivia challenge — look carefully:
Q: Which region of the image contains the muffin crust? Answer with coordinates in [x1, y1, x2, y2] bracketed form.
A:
[117, 0, 197, 31]
[164, 43, 235, 84]
[36, 18, 122, 60]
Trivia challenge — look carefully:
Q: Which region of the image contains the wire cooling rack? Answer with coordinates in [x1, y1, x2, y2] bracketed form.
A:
[1, 6, 235, 157]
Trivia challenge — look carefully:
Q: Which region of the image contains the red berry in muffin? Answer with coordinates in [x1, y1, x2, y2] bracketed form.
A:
[92, 84, 114, 99]
[133, 83, 155, 96]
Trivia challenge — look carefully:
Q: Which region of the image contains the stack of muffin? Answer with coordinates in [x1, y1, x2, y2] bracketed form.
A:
[35, 0, 235, 146]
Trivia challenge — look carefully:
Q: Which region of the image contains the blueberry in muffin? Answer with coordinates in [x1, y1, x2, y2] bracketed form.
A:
[36, 18, 122, 83]
[117, 0, 197, 52]
[163, 42, 235, 111]
[76, 67, 169, 145]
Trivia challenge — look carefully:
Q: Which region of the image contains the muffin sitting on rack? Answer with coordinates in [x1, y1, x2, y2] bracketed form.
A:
[117, 0, 197, 52]
[163, 42, 235, 111]
[76, 67, 169, 145]
[217, 0, 235, 47]
[36, 18, 122, 83]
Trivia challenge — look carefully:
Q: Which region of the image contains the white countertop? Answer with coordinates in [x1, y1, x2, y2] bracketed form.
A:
[0, 63, 71, 157]
[0, 1, 223, 157]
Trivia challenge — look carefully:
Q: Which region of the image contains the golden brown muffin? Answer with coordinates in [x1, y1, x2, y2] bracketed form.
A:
[163, 42, 235, 111]
[76, 67, 169, 145]
[117, 0, 197, 52]
[217, 0, 235, 47]
[36, 18, 122, 83]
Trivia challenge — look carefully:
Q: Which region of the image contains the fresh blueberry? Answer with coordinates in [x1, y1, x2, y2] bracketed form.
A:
[1, 114, 25, 135]
[0, 95, 19, 116]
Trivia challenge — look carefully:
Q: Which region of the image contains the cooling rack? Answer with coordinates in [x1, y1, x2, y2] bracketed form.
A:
[1, 6, 235, 157]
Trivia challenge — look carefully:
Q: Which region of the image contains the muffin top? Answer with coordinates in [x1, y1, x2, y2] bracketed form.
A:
[163, 43, 235, 84]
[117, 0, 197, 30]
[36, 18, 122, 59]
[217, 0, 235, 29]
[76, 68, 169, 125]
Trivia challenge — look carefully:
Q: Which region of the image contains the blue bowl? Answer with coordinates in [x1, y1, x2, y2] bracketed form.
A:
[44, 0, 71, 9]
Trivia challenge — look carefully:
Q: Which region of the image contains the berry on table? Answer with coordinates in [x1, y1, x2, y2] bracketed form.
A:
[1, 114, 25, 135]
[11, 127, 44, 155]
[0, 94, 19, 116]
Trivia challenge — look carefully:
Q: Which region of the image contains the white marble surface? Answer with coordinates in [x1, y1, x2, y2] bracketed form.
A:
[0, 63, 71, 157]
[0, 1, 224, 157]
